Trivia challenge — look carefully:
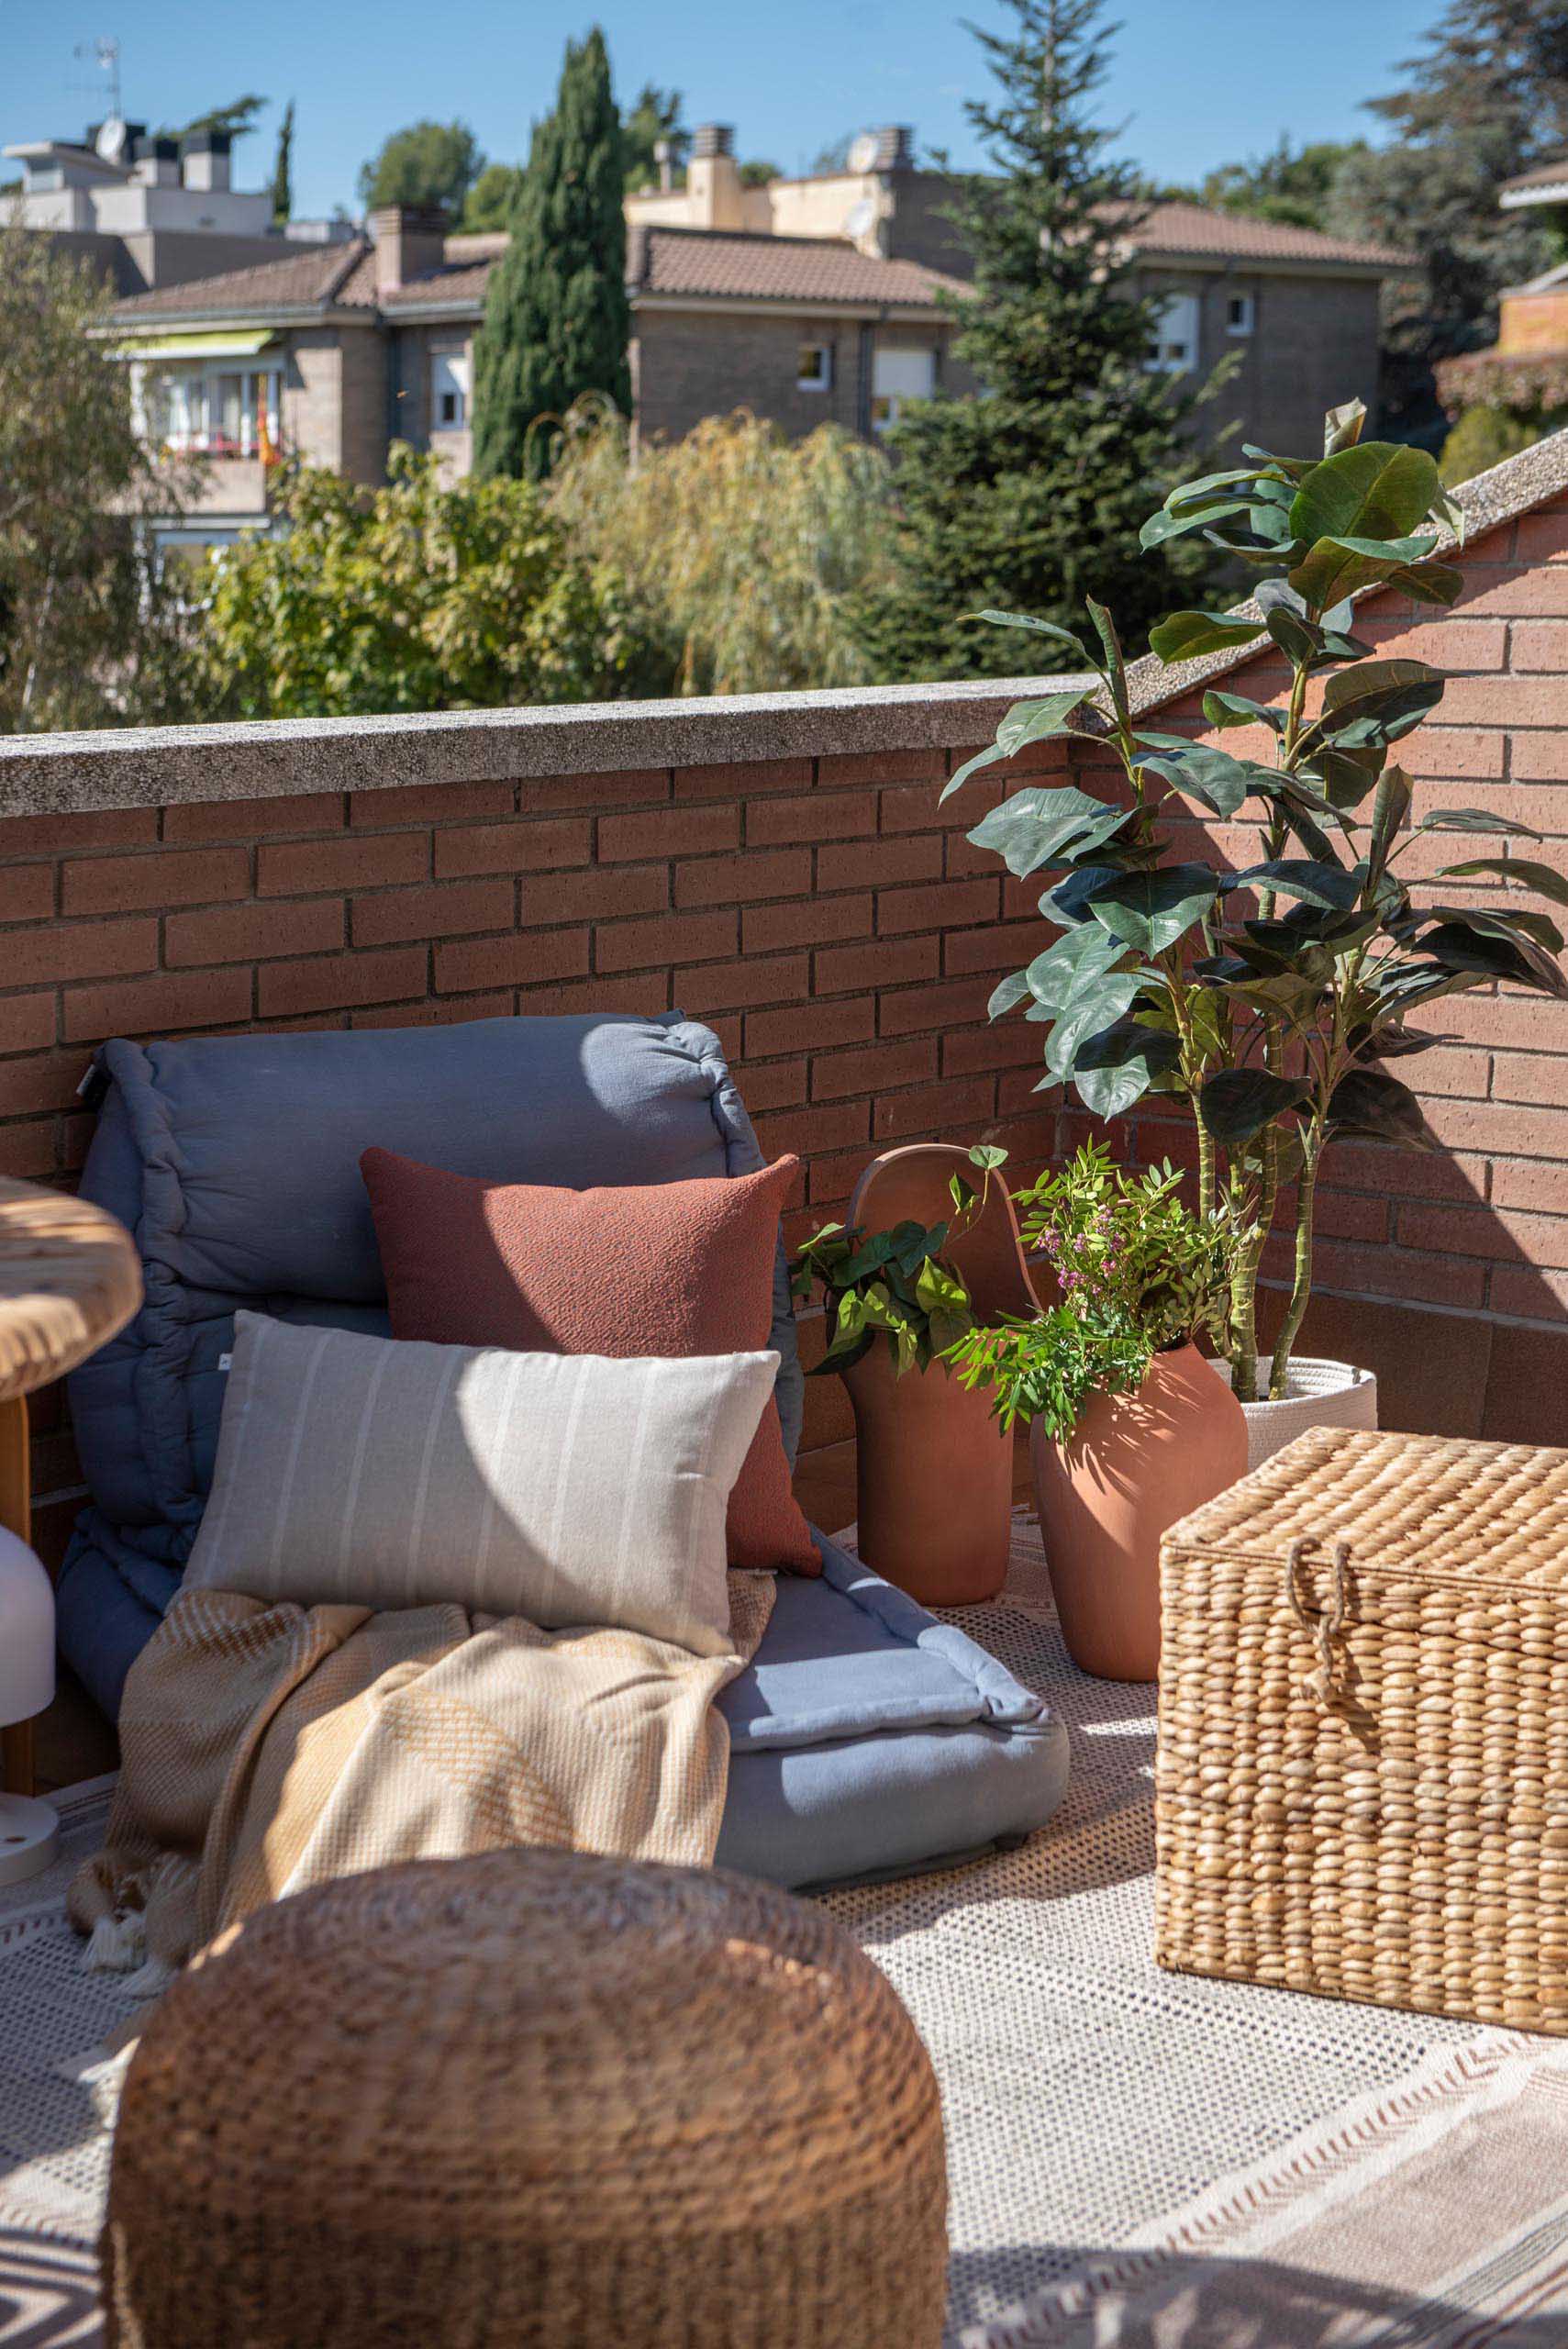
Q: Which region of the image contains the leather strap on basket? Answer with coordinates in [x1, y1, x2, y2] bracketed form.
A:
[1285, 1536, 1351, 1709]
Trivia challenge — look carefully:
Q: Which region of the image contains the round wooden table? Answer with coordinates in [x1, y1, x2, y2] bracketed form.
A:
[0, 1176, 141, 1796]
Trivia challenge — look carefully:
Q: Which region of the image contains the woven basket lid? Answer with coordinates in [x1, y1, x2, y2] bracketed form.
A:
[0, 1176, 140, 1405]
[1163, 1425, 1568, 1595]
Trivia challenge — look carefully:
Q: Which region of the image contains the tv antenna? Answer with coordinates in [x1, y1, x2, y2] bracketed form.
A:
[73, 35, 124, 126]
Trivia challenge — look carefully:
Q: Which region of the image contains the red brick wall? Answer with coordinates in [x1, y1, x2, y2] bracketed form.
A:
[1060, 490, 1568, 1444]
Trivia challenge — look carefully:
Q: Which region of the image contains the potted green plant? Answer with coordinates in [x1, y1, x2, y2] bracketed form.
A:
[943, 397, 1568, 1460]
[792, 1142, 1029, 1606]
[946, 1143, 1245, 1678]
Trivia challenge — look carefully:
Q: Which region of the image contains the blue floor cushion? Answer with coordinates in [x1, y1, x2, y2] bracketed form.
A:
[60, 1013, 1068, 1889]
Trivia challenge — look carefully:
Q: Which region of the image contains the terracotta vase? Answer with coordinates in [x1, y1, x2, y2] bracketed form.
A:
[840, 1341, 1014, 1606]
[1030, 1341, 1248, 1683]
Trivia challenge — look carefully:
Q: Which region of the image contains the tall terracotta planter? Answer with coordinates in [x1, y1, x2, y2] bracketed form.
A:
[840, 1341, 1013, 1606]
[1031, 1341, 1247, 1682]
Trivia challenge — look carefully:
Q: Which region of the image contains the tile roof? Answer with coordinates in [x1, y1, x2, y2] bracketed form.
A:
[380, 259, 498, 310]
[1501, 157, 1568, 195]
[1127, 201, 1414, 269]
[628, 226, 967, 308]
[111, 239, 373, 319]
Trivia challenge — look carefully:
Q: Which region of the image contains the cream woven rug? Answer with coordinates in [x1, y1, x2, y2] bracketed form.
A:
[5, 1516, 1568, 2347]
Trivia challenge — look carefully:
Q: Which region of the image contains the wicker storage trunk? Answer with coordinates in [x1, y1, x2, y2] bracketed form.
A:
[1155, 1426, 1568, 2032]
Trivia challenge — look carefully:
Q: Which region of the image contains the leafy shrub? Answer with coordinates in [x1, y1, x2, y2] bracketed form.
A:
[1438, 404, 1540, 489]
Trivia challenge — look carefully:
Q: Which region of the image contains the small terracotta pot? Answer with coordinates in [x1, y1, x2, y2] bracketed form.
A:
[840, 1341, 1013, 1607]
[1031, 1341, 1248, 1683]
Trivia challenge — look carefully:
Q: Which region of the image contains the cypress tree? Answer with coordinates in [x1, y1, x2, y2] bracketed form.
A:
[271, 99, 294, 228]
[472, 28, 630, 482]
[862, 0, 1210, 682]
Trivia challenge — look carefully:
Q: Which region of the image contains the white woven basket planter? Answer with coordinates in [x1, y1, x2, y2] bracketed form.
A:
[1211, 1355, 1378, 1473]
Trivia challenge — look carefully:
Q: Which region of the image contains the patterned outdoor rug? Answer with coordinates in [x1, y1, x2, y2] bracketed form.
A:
[4, 1518, 1567, 2347]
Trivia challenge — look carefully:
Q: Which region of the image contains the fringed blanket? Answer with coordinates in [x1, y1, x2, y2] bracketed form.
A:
[69, 1575, 774, 1995]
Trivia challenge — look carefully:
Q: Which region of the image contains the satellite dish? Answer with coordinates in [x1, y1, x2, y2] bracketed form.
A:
[844, 196, 876, 242]
[847, 131, 880, 175]
[95, 116, 128, 162]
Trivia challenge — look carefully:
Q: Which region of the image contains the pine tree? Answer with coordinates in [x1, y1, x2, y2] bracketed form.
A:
[271, 100, 294, 228]
[472, 29, 630, 483]
[861, 0, 1210, 683]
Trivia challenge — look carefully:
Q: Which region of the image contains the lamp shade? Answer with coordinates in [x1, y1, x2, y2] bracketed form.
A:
[0, 1523, 54, 1726]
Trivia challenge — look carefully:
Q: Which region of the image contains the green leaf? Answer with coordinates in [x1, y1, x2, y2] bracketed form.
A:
[1148, 609, 1270, 663]
[1327, 1068, 1430, 1148]
[1419, 807, 1544, 841]
[966, 785, 1131, 878]
[1322, 398, 1368, 456]
[1140, 498, 1256, 551]
[1313, 745, 1385, 811]
[940, 685, 1093, 802]
[1228, 859, 1362, 912]
[987, 969, 1033, 1020]
[1082, 863, 1220, 956]
[1422, 918, 1568, 998]
[970, 609, 1093, 665]
[1070, 1021, 1182, 1118]
[1023, 922, 1128, 1015]
[1086, 598, 1129, 726]
[1313, 659, 1443, 748]
[1368, 763, 1414, 887]
[1044, 971, 1149, 1079]
[1387, 561, 1463, 610]
[1200, 1067, 1315, 1144]
[1438, 856, 1568, 907]
[1287, 532, 1440, 613]
[1040, 863, 1125, 927]
[1135, 743, 1278, 818]
[1262, 605, 1319, 668]
[968, 1141, 1010, 1173]
[1289, 440, 1442, 548]
[1202, 689, 1285, 733]
[1424, 903, 1565, 957]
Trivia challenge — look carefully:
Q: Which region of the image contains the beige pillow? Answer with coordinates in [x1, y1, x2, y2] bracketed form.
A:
[184, 1313, 780, 1655]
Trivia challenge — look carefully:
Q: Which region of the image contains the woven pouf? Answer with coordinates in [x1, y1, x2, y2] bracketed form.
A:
[102, 1850, 949, 2348]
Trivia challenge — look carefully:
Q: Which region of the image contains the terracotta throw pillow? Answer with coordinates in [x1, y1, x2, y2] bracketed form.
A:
[361, 1146, 819, 1575]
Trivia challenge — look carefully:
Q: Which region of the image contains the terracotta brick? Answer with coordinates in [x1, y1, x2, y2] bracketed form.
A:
[942, 1020, 1043, 1076]
[745, 791, 874, 845]
[877, 781, 949, 835]
[879, 878, 998, 935]
[0, 993, 56, 1056]
[350, 781, 515, 828]
[519, 864, 666, 927]
[0, 864, 53, 923]
[1397, 1200, 1568, 1267]
[62, 844, 250, 918]
[260, 832, 428, 896]
[1516, 512, 1568, 562]
[873, 1075, 995, 1141]
[753, 1100, 871, 1160]
[943, 919, 1041, 976]
[168, 897, 345, 967]
[434, 929, 589, 994]
[1490, 1050, 1568, 1107]
[817, 832, 942, 893]
[0, 1122, 61, 1179]
[1359, 618, 1507, 668]
[258, 946, 428, 1019]
[1269, 1234, 1488, 1312]
[1424, 1096, 1568, 1159]
[813, 1035, 935, 1102]
[434, 816, 590, 878]
[1507, 733, 1568, 785]
[13, 918, 156, 989]
[1453, 568, 1568, 618]
[671, 953, 809, 1017]
[675, 848, 812, 907]
[1326, 1139, 1487, 1203]
[62, 965, 252, 1044]
[1422, 992, 1568, 1052]
[517, 974, 672, 1020]
[351, 878, 512, 947]
[736, 1056, 808, 1113]
[1441, 675, 1568, 728]
[748, 995, 873, 1061]
[1490, 1157, 1568, 1217]
[0, 808, 156, 854]
[816, 935, 938, 996]
[1488, 1261, 1568, 1319]
[1401, 728, 1507, 781]
[878, 974, 994, 1037]
[743, 894, 870, 954]
[164, 793, 344, 841]
[673, 757, 809, 801]
[594, 908, 736, 973]
[520, 767, 670, 815]
[600, 803, 738, 862]
[351, 991, 514, 1030]
[816, 749, 945, 788]
[0, 1051, 95, 1116]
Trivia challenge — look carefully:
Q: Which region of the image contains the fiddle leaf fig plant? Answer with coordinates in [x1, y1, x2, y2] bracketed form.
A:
[946, 397, 1568, 1403]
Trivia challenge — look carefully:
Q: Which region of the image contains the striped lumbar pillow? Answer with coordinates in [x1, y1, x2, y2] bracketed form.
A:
[183, 1312, 779, 1655]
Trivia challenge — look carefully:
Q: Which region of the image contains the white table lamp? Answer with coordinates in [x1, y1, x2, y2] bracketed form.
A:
[0, 1523, 58, 1886]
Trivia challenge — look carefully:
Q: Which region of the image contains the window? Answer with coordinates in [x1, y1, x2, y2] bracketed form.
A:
[1226, 292, 1254, 337]
[797, 341, 832, 392]
[1144, 294, 1199, 373]
[144, 365, 284, 459]
[870, 343, 936, 434]
[430, 347, 470, 431]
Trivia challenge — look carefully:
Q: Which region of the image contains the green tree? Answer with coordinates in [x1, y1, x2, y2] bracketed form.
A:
[472, 29, 630, 482]
[1176, 136, 1369, 232]
[198, 448, 667, 718]
[461, 162, 524, 231]
[358, 119, 484, 216]
[0, 216, 198, 729]
[271, 99, 295, 227]
[622, 83, 686, 191]
[163, 95, 266, 141]
[862, 0, 1212, 683]
[1328, 1, 1568, 433]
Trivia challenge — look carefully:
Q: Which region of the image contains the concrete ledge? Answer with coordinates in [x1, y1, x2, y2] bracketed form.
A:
[0, 673, 1094, 818]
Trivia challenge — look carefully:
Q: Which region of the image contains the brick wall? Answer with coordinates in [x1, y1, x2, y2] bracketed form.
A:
[4, 462, 1568, 1555]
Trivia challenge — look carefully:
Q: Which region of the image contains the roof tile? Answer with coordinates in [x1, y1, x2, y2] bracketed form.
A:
[112, 239, 371, 319]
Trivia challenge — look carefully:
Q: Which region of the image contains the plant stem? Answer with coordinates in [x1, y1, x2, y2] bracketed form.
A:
[1268, 1127, 1320, 1399]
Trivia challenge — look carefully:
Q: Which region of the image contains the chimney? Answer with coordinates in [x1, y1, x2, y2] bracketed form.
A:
[180, 129, 232, 192]
[370, 204, 450, 295]
[132, 133, 180, 189]
[687, 124, 744, 229]
[872, 126, 914, 172]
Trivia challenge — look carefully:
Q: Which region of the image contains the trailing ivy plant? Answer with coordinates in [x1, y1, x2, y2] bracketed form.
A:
[944, 397, 1568, 1402]
[791, 1217, 976, 1378]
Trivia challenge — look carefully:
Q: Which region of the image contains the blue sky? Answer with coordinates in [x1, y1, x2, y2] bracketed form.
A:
[2, 0, 1443, 221]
